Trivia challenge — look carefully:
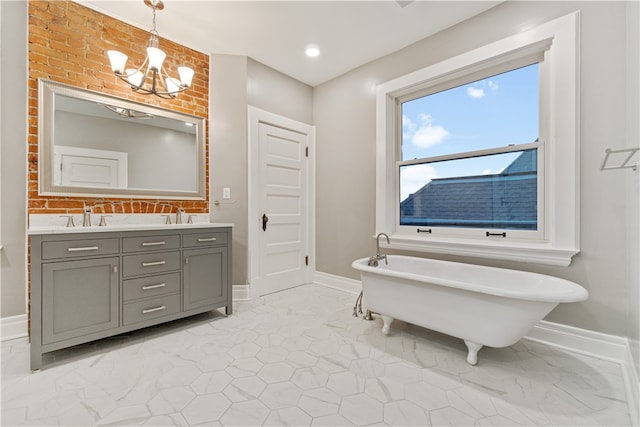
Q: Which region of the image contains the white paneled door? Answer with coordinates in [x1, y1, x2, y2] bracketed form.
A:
[257, 122, 309, 296]
[54, 146, 128, 188]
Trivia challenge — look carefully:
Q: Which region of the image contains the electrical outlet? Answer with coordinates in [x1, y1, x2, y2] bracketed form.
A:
[223, 187, 231, 199]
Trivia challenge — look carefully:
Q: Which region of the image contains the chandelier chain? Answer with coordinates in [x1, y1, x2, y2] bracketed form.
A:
[151, 6, 157, 34]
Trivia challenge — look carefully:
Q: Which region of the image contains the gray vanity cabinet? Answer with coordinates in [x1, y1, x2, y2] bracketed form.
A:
[30, 226, 232, 371]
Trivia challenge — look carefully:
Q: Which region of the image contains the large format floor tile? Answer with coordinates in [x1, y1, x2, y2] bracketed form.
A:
[1, 284, 632, 426]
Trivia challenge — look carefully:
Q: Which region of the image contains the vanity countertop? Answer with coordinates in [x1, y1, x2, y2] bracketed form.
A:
[28, 222, 234, 235]
[28, 214, 233, 235]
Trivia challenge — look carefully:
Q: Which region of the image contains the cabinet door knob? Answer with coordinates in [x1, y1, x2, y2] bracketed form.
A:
[184, 257, 189, 264]
[112, 265, 118, 273]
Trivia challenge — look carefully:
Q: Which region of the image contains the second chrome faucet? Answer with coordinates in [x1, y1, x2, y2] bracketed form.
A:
[368, 232, 390, 267]
[175, 208, 186, 224]
[83, 208, 92, 227]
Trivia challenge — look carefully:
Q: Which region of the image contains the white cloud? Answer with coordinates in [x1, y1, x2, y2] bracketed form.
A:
[467, 86, 485, 99]
[400, 164, 440, 202]
[402, 114, 417, 137]
[404, 113, 450, 149]
[488, 80, 499, 91]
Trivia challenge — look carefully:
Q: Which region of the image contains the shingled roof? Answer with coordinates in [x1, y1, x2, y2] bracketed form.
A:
[400, 150, 538, 230]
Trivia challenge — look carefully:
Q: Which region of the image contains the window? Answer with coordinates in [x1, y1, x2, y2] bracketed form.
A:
[399, 64, 540, 235]
[376, 12, 580, 266]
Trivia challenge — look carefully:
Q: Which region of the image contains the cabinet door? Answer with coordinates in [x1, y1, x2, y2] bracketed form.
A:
[183, 247, 228, 311]
[42, 257, 119, 345]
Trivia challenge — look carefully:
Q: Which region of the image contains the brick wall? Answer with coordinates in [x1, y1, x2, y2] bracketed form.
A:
[28, 0, 210, 216]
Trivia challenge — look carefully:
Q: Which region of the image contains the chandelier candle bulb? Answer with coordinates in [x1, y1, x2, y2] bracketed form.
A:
[126, 69, 144, 87]
[107, 50, 128, 74]
[164, 77, 181, 94]
[146, 47, 166, 71]
[178, 66, 195, 87]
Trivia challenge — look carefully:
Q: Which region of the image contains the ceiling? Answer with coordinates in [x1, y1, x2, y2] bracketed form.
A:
[79, 1, 501, 87]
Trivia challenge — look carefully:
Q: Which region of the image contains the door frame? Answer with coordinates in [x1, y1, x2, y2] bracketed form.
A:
[247, 106, 316, 298]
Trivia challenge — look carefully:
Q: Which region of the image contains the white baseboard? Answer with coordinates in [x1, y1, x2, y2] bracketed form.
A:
[313, 271, 361, 295]
[525, 320, 630, 362]
[1, 314, 28, 341]
[526, 320, 639, 426]
[232, 284, 251, 301]
[623, 343, 640, 427]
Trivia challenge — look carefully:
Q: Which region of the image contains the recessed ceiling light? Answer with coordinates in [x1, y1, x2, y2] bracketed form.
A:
[305, 46, 320, 57]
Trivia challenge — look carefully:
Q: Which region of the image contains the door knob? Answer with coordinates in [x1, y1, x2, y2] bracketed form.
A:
[262, 213, 269, 231]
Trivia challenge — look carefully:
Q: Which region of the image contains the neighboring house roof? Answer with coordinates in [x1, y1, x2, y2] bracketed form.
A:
[400, 150, 538, 230]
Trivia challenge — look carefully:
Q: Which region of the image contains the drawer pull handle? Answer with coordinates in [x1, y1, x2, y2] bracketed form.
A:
[141, 241, 166, 246]
[142, 305, 166, 314]
[142, 260, 166, 267]
[142, 283, 166, 290]
[197, 237, 217, 242]
[67, 246, 99, 252]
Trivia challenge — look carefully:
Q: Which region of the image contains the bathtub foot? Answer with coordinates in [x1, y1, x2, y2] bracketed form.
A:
[381, 315, 393, 335]
[363, 310, 374, 321]
[464, 340, 483, 365]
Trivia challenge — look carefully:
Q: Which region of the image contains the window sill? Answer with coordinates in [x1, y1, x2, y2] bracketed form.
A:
[384, 234, 579, 267]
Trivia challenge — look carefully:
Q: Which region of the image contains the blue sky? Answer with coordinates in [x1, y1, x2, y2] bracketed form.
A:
[400, 63, 538, 201]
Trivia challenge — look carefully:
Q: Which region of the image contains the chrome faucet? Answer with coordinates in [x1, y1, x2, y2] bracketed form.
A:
[368, 232, 390, 267]
[82, 208, 92, 227]
[175, 208, 185, 224]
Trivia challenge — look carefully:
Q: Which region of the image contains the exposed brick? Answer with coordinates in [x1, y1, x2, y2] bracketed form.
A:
[29, 0, 209, 220]
[46, 200, 85, 209]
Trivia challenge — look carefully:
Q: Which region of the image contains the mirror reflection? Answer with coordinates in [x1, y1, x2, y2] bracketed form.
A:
[39, 79, 206, 200]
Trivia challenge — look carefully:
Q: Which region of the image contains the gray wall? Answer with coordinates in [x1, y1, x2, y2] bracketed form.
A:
[313, 1, 639, 338]
[209, 54, 312, 288]
[247, 58, 314, 126]
[210, 54, 250, 287]
[0, 0, 28, 319]
[626, 0, 640, 374]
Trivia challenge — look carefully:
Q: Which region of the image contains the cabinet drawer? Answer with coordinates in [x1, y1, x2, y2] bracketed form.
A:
[123, 294, 181, 326]
[123, 272, 181, 302]
[122, 235, 180, 253]
[182, 231, 228, 248]
[42, 238, 119, 260]
[122, 251, 181, 277]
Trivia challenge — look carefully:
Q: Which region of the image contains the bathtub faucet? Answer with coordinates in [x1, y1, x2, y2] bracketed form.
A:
[368, 233, 390, 267]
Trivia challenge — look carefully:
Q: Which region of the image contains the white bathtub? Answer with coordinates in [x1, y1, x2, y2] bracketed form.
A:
[352, 255, 588, 365]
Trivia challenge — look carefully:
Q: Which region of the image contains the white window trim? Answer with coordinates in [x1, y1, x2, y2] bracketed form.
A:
[376, 11, 580, 267]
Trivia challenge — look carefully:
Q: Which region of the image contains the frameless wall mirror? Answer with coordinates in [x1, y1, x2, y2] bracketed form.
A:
[38, 79, 206, 200]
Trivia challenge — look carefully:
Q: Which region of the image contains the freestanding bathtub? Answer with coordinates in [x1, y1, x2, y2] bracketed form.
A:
[352, 255, 588, 365]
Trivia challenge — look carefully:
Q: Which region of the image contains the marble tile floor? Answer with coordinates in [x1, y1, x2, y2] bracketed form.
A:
[1, 284, 632, 426]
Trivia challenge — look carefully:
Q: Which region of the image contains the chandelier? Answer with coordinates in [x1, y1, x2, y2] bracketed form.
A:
[106, 0, 194, 99]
